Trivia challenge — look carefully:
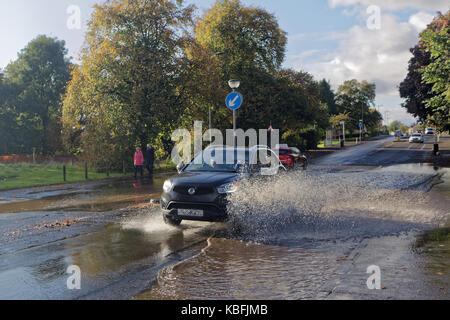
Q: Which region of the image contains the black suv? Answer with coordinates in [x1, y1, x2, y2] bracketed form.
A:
[161, 145, 285, 226]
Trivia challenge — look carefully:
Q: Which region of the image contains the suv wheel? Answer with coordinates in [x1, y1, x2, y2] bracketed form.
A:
[163, 214, 182, 227]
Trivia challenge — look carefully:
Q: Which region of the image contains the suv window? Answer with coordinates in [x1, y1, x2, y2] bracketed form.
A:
[185, 148, 250, 173]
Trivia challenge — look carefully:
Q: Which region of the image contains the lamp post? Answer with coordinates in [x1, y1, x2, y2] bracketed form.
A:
[207, 51, 226, 135]
[228, 79, 241, 138]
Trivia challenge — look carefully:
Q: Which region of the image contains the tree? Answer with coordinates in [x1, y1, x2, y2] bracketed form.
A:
[329, 113, 350, 128]
[0, 72, 15, 154]
[196, 0, 287, 77]
[63, 0, 195, 167]
[3, 35, 71, 155]
[400, 11, 449, 131]
[335, 79, 380, 133]
[318, 79, 338, 115]
[388, 120, 403, 132]
[194, 0, 292, 133]
[420, 23, 449, 130]
[399, 46, 434, 123]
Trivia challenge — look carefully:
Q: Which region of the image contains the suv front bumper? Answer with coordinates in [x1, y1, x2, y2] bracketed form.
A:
[161, 196, 229, 222]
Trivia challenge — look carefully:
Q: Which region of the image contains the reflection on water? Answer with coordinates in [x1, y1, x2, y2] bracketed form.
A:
[0, 209, 221, 299]
[136, 238, 342, 300]
[0, 176, 168, 214]
[415, 228, 450, 294]
[67, 221, 184, 277]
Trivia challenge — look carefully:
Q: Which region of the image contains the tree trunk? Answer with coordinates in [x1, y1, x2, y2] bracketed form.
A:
[42, 115, 49, 156]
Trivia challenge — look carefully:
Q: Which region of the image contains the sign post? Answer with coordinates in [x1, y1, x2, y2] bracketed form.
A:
[359, 120, 364, 143]
[226, 91, 243, 145]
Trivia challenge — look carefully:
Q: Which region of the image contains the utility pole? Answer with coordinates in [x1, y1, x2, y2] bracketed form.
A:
[384, 111, 390, 131]
[378, 105, 383, 134]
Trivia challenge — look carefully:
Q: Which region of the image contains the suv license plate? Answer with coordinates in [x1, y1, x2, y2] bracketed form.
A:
[178, 209, 204, 217]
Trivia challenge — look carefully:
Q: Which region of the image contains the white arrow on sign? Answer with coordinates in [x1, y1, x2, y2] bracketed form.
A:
[228, 95, 239, 107]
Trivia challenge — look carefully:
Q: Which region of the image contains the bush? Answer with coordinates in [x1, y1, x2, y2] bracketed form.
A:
[282, 128, 320, 151]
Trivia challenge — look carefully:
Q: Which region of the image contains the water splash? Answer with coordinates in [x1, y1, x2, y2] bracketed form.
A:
[226, 166, 448, 241]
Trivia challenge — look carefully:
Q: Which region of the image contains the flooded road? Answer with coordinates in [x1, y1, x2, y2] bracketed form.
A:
[0, 136, 449, 299]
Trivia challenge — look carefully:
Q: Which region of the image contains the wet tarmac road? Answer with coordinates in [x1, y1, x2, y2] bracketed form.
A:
[0, 136, 449, 300]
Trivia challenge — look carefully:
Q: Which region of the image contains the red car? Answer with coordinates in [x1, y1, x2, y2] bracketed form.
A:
[275, 145, 308, 170]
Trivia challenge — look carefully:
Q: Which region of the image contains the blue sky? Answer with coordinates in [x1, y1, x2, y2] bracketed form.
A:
[1, 0, 448, 124]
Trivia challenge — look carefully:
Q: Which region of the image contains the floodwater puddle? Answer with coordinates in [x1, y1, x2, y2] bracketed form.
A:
[135, 163, 450, 300]
[0, 175, 169, 214]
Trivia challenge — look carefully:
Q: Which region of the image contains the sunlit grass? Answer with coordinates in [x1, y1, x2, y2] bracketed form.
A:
[0, 161, 176, 191]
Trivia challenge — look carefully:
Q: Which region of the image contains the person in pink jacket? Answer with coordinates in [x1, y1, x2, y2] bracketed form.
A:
[134, 147, 144, 179]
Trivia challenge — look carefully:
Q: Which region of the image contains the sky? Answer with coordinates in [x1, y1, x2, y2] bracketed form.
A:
[1, 0, 449, 125]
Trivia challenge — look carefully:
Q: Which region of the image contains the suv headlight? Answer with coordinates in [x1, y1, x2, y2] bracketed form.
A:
[217, 181, 239, 194]
[163, 180, 173, 193]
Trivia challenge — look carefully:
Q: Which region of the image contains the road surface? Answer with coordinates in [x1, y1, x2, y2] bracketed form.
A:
[0, 135, 448, 300]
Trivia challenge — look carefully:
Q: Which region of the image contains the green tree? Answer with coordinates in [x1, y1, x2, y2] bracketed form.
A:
[63, 0, 195, 167]
[335, 79, 381, 133]
[400, 11, 449, 131]
[3, 35, 71, 155]
[194, 0, 291, 133]
[318, 79, 338, 115]
[388, 120, 403, 132]
[420, 24, 449, 130]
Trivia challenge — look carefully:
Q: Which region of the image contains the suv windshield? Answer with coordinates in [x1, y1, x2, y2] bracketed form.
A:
[185, 148, 250, 173]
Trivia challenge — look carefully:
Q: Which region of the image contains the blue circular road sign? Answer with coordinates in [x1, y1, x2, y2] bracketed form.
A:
[226, 92, 243, 110]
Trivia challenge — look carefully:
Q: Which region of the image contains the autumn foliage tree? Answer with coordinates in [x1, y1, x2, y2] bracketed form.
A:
[62, 0, 195, 168]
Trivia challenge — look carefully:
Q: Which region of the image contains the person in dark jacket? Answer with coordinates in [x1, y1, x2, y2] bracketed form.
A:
[145, 144, 155, 176]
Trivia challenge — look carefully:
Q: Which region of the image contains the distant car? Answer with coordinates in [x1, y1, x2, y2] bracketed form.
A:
[416, 130, 423, 134]
[409, 133, 424, 143]
[425, 128, 435, 135]
[275, 145, 308, 170]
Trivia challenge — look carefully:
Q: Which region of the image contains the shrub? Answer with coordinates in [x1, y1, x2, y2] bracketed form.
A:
[282, 128, 320, 151]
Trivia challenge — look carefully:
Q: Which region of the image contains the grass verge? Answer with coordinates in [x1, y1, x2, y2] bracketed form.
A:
[0, 161, 176, 191]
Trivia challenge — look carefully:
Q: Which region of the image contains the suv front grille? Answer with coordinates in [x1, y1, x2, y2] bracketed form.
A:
[173, 186, 215, 195]
[167, 202, 226, 214]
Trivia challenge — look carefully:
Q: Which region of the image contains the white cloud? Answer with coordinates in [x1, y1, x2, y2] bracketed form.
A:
[295, 14, 417, 94]
[288, 9, 444, 124]
[328, 0, 449, 12]
[409, 11, 435, 32]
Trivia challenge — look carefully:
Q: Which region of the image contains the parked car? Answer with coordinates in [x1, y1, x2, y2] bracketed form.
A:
[274, 144, 308, 170]
[161, 145, 286, 226]
[409, 133, 424, 143]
